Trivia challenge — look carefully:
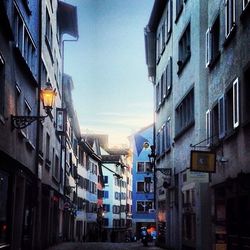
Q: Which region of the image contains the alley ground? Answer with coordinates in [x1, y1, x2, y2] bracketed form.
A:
[45, 241, 164, 250]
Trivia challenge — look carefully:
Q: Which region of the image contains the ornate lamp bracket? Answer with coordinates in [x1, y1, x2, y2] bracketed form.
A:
[11, 114, 48, 129]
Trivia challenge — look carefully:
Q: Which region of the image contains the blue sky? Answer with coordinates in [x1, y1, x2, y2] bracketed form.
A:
[64, 0, 154, 146]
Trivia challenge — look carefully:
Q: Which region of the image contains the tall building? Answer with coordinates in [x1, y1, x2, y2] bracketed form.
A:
[206, 0, 250, 249]
[0, 1, 78, 249]
[145, 0, 211, 249]
[130, 125, 156, 241]
[0, 0, 40, 249]
[39, 2, 78, 248]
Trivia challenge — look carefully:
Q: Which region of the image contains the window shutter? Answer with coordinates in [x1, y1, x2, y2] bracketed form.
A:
[161, 125, 165, 154]
[218, 95, 226, 139]
[166, 117, 171, 150]
[163, 70, 167, 99]
[155, 83, 159, 110]
[233, 78, 239, 128]
[168, 0, 172, 34]
[156, 131, 160, 155]
[206, 28, 211, 67]
[161, 74, 164, 103]
[167, 57, 172, 92]
[206, 110, 211, 146]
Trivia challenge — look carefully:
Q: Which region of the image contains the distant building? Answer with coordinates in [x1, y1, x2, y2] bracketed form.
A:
[101, 145, 132, 242]
[77, 137, 103, 242]
[129, 125, 156, 240]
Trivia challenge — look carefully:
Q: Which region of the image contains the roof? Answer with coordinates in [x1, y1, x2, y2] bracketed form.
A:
[147, 0, 167, 32]
[58, 1, 79, 38]
[101, 155, 121, 164]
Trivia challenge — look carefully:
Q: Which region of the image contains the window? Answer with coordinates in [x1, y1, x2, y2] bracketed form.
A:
[176, 0, 183, 21]
[206, 16, 220, 67]
[218, 95, 226, 139]
[45, 9, 53, 48]
[207, 105, 220, 147]
[165, 117, 171, 151]
[217, 79, 239, 139]
[14, 5, 37, 77]
[178, 23, 191, 73]
[0, 52, 5, 116]
[23, 100, 35, 147]
[156, 81, 161, 111]
[225, 0, 236, 38]
[156, 131, 160, 155]
[163, 57, 173, 100]
[156, 33, 161, 62]
[211, 104, 219, 145]
[206, 110, 211, 146]
[53, 155, 59, 180]
[232, 78, 239, 128]
[243, 0, 250, 10]
[45, 133, 50, 162]
[103, 204, 110, 212]
[112, 205, 120, 214]
[165, 0, 172, 40]
[175, 88, 194, 137]
[137, 162, 151, 172]
[243, 67, 250, 123]
[104, 190, 109, 199]
[161, 23, 165, 53]
[137, 182, 145, 192]
[103, 176, 108, 184]
[136, 201, 153, 212]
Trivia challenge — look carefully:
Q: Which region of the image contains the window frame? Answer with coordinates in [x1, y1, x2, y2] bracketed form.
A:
[225, 0, 236, 39]
[233, 78, 239, 128]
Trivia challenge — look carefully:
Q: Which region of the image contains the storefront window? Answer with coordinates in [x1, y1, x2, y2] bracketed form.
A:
[0, 170, 9, 245]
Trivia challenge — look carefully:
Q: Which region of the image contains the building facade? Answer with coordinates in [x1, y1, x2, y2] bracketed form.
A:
[145, 0, 250, 250]
[101, 147, 132, 242]
[145, 0, 211, 249]
[0, 1, 40, 249]
[0, 1, 78, 249]
[206, 0, 250, 249]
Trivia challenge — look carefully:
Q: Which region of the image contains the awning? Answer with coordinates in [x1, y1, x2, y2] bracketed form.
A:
[58, 1, 79, 38]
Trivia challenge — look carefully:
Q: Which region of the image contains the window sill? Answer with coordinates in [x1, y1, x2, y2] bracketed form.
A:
[223, 25, 236, 48]
[174, 120, 195, 142]
[177, 53, 191, 76]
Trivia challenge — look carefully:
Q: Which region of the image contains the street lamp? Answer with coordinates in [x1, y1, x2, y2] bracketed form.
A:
[11, 82, 57, 129]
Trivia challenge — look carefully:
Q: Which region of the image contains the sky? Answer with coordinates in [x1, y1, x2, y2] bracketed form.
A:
[64, 0, 154, 147]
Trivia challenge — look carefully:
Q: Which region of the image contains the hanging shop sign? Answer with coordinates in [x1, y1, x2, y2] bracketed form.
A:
[190, 150, 216, 173]
[56, 108, 66, 134]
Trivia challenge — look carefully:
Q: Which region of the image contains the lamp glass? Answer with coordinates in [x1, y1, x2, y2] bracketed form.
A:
[41, 84, 57, 110]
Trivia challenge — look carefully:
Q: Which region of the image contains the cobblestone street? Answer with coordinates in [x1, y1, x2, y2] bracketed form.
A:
[45, 241, 163, 250]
